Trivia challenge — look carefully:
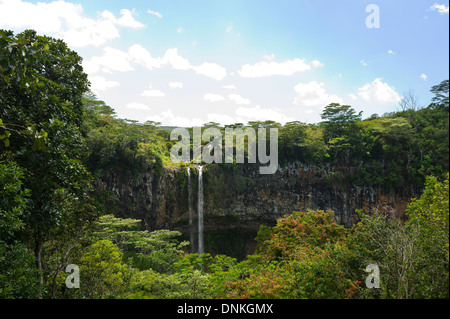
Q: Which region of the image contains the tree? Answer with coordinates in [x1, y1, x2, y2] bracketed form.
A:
[321, 103, 362, 129]
[348, 211, 423, 299]
[78, 240, 132, 298]
[224, 210, 357, 299]
[320, 103, 364, 163]
[0, 29, 95, 295]
[399, 90, 422, 112]
[92, 214, 189, 274]
[0, 162, 39, 298]
[430, 79, 449, 110]
[406, 174, 449, 298]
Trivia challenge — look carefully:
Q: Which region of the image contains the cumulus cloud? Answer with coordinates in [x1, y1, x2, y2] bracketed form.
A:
[89, 75, 120, 93]
[238, 58, 321, 78]
[357, 78, 401, 103]
[83, 46, 134, 74]
[420, 73, 428, 81]
[311, 60, 324, 68]
[128, 44, 164, 70]
[0, 0, 145, 48]
[236, 105, 295, 124]
[84, 45, 227, 81]
[163, 48, 192, 70]
[101, 9, 145, 29]
[430, 3, 449, 14]
[294, 81, 344, 107]
[204, 94, 226, 103]
[147, 110, 204, 127]
[206, 113, 239, 125]
[193, 63, 228, 81]
[203, 93, 251, 105]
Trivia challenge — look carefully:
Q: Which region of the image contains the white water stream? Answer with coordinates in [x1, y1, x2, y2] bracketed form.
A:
[197, 165, 204, 255]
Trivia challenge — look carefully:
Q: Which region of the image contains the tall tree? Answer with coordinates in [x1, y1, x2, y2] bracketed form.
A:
[320, 103, 363, 163]
[0, 29, 95, 296]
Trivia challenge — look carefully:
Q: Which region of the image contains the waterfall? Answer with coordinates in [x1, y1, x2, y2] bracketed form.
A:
[187, 167, 194, 253]
[197, 165, 204, 255]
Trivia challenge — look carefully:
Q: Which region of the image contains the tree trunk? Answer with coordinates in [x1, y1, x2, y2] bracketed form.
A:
[35, 231, 44, 298]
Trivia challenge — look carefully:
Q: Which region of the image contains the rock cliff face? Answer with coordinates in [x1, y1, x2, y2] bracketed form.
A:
[93, 162, 417, 259]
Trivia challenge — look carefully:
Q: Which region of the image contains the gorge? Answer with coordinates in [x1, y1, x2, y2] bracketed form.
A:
[93, 161, 416, 260]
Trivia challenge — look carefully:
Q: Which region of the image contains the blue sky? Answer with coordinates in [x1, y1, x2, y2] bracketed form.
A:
[1, 0, 448, 126]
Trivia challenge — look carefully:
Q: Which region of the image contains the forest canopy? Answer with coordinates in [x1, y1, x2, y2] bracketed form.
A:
[0, 30, 448, 299]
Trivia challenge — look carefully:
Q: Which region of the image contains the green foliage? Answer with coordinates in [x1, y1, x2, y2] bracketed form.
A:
[0, 162, 28, 241]
[0, 162, 39, 298]
[263, 210, 347, 260]
[0, 28, 448, 299]
[0, 241, 39, 298]
[78, 240, 133, 298]
[92, 214, 189, 274]
[127, 268, 212, 299]
[0, 29, 96, 298]
[223, 210, 356, 299]
[348, 174, 449, 299]
[82, 94, 172, 179]
[406, 174, 449, 298]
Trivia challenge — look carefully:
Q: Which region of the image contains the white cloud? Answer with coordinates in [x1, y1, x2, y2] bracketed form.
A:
[357, 78, 401, 103]
[430, 3, 449, 14]
[238, 58, 319, 78]
[147, 110, 203, 127]
[0, 0, 145, 48]
[228, 94, 251, 105]
[236, 105, 295, 124]
[203, 93, 251, 105]
[177, 27, 184, 33]
[311, 59, 324, 68]
[89, 75, 120, 92]
[126, 103, 151, 111]
[223, 84, 237, 90]
[101, 9, 145, 29]
[163, 48, 193, 70]
[263, 54, 276, 61]
[294, 81, 344, 107]
[348, 93, 358, 100]
[226, 24, 233, 33]
[206, 113, 238, 125]
[420, 73, 428, 81]
[204, 94, 226, 103]
[193, 63, 228, 81]
[128, 44, 164, 70]
[388, 50, 396, 55]
[141, 84, 165, 97]
[169, 82, 184, 89]
[148, 10, 163, 18]
[360, 60, 368, 67]
[83, 47, 134, 74]
[85, 45, 227, 81]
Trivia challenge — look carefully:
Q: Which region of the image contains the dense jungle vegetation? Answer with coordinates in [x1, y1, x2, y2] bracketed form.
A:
[0, 30, 448, 299]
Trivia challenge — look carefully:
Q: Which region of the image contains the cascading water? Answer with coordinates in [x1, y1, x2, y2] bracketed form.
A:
[197, 165, 204, 255]
[187, 167, 194, 253]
